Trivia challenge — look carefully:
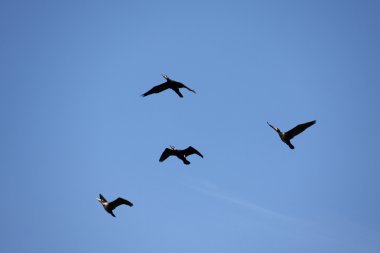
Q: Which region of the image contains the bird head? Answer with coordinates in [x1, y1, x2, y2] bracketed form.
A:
[169, 145, 176, 150]
[96, 194, 106, 204]
[161, 74, 171, 81]
[267, 122, 281, 133]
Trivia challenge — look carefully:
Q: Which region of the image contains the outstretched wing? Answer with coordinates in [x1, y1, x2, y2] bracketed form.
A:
[159, 148, 176, 162]
[183, 146, 203, 158]
[172, 87, 184, 97]
[176, 81, 196, 93]
[142, 82, 170, 97]
[183, 85, 196, 93]
[109, 197, 133, 209]
[99, 194, 107, 202]
[286, 120, 316, 139]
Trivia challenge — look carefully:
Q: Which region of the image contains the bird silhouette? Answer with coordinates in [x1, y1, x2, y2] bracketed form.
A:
[142, 74, 196, 98]
[267, 120, 316, 149]
[159, 146, 203, 165]
[96, 194, 133, 217]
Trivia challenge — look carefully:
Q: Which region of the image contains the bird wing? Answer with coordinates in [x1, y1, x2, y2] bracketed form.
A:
[172, 87, 184, 97]
[177, 82, 196, 93]
[285, 120, 316, 139]
[159, 148, 176, 162]
[183, 146, 203, 158]
[142, 82, 170, 97]
[99, 194, 107, 202]
[109, 197, 133, 209]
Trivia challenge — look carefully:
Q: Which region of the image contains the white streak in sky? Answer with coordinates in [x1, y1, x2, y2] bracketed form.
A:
[179, 177, 380, 252]
[179, 178, 296, 222]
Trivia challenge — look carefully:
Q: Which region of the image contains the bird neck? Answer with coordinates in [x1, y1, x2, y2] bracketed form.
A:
[98, 200, 107, 207]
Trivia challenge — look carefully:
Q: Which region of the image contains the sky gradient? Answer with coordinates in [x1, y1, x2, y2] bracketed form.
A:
[1, 1, 379, 252]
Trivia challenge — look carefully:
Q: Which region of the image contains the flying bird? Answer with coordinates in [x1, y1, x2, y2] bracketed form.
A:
[159, 146, 203, 165]
[142, 74, 196, 98]
[267, 120, 316, 149]
[96, 194, 133, 217]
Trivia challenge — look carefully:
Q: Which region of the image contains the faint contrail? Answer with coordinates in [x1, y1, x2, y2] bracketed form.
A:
[179, 178, 296, 222]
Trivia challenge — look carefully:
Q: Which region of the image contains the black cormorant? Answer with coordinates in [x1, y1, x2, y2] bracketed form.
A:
[267, 120, 316, 149]
[142, 74, 196, 98]
[96, 194, 133, 217]
[159, 146, 203, 165]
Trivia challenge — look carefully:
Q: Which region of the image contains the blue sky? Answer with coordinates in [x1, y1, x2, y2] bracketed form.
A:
[0, 0, 379, 252]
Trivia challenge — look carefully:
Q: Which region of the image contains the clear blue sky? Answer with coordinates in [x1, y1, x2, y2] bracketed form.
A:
[1, 0, 379, 252]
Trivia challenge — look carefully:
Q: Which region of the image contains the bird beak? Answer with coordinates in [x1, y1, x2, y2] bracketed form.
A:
[267, 122, 275, 130]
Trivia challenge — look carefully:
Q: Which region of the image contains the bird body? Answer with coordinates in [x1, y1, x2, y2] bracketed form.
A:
[159, 146, 203, 165]
[97, 194, 133, 217]
[142, 74, 196, 98]
[267, 120, 316, 149]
